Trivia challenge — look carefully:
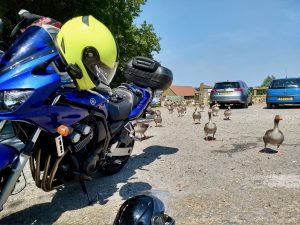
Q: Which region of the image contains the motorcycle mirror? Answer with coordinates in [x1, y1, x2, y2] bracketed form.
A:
[18, 9, 30, 19]
[0, 19, 3, 34]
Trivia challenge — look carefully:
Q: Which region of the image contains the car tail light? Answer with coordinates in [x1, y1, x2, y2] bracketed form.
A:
[211, 89, 217, 93]
[234, 88, 242, 92]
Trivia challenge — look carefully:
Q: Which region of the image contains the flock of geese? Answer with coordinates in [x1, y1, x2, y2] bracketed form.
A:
[134, 100, 285, 155]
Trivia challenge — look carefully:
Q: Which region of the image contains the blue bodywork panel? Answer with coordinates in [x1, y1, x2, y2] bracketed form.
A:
[128, 85, 152, 120]
[0, 144, 19, 170]
[63, 90, 108, 118]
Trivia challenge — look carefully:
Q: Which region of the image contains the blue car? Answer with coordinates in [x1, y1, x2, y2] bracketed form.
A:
[266, 77, 300, 108]
[150, 97, 161, 107]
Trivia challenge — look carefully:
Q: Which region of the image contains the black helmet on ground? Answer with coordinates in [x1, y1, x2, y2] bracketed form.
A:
[113, 195, 175, 225]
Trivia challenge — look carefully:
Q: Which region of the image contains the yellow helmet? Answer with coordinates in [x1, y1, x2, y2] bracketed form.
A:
[56, 15, 118, 90]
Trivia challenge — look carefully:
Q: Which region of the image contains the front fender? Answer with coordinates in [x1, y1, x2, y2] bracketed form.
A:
[0, 144, 19, 171]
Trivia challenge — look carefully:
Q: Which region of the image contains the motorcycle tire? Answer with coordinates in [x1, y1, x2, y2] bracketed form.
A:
[102, 129, 135, 176]
[102, 154, 131, 176]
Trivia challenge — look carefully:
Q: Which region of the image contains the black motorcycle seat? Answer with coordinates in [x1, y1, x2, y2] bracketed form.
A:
[107, 87, 141, 121]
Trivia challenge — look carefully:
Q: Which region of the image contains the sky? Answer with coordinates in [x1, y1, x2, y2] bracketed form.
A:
[135, 0, 300, 87]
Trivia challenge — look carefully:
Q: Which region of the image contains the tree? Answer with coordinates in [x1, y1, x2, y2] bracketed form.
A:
[261, 75, 275, 87]
[0, 0, 161, 86]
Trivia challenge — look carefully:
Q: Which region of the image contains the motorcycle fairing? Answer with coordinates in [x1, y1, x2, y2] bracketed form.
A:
[62, 90, 108, 117]
[0, 25, 57, 74]
[128, 85, 151, 120]
[0, 59, 90, 133]
[0, 25, 88, 133]
[0, 144, 19, 171]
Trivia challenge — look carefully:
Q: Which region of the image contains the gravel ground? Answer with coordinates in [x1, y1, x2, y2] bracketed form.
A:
[0, 104, 299, 225]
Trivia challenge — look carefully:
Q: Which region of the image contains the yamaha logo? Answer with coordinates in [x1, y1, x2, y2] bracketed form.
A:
[90, 98, 97, 105]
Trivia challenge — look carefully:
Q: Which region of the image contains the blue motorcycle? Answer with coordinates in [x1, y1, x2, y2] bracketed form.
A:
[0, 24, 172, 210]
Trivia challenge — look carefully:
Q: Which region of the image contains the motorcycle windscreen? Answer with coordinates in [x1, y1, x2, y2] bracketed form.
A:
[0, 25, 57, 74]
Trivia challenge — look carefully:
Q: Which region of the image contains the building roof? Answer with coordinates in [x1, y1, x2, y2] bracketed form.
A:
[169, 85, 196, 96]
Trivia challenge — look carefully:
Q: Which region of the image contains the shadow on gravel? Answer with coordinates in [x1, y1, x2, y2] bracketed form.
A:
[143, 135, 155, 140]
[204, 137, 216, 141]
[259, 148, 278, 154]
[211, 138, 262, 157]
[0, 145, 178, 225]
[119, 181, 152, 199]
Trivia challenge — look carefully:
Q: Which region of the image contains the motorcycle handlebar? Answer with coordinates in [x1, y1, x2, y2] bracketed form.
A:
[18, 9, 30, 18]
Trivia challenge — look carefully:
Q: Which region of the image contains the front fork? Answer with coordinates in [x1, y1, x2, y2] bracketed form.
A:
[0, 127, 41, 211]
[0, 120, 6, 132]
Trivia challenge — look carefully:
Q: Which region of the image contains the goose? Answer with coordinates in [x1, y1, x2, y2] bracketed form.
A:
[182, 105, 187, 114]
[177, 106, 184, 117]
[167, 105, 174, 114]
[199, 103, 205, 112]
[212, 102, 220, 116]
[204, 109, 217, 141]
[154, 110, 162, 126]
[146, 106, 155, 115]
[263, 115, 284, 155]
[192, 108, 201, 124]
[224, 106, 232, 120]
[133, 121, 150, 139]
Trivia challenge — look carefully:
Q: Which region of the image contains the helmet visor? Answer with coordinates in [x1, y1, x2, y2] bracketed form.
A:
[82, 47, 117, 85]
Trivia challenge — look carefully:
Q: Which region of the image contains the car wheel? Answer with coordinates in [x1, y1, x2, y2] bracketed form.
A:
[266, 103, 272, 109]
[242, 102, 248, 108]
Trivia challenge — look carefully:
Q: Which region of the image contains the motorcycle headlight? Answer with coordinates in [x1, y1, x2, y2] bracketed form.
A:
[0, 90, 33, 112]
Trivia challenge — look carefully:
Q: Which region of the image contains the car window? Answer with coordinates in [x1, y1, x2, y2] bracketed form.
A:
[214, 82, 240, 89]
[270, 79, 300, 89]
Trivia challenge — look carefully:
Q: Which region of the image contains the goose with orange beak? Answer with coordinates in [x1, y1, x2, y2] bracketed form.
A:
[263, 115, 284, 155]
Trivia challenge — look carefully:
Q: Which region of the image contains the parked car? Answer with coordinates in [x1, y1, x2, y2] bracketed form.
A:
[150, 96, 161, 107]
[210, 80, 252, 108]
[266, 77, 300, 108]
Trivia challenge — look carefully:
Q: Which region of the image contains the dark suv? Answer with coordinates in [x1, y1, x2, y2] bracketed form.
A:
[210, 81, 252, 108]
